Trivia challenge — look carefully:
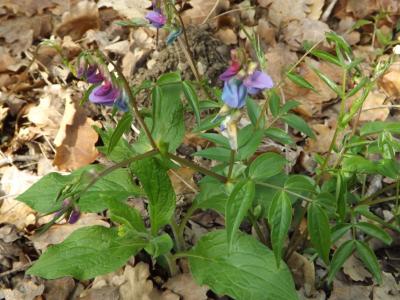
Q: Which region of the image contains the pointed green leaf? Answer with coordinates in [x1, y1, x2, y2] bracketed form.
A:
[246, 97, 265, 128]
[310, 49, 342, 66]
[268, 191, 292, 267]
[355, 222, 392, 245]
[107, 200, 146, 233]
[226, 180, 255, 251]
[286, 71, 317, 93]
[281, 113, 315, 138]
[264, 127, 294, 145]
[355, 240, 382, 284]
[312, 68, 341, 96]
[182, 81, 201, 124]
[328, 240, 355, 283]
[145, 234, 173, 257]
[269, 90, 281, 117]
[107, 112, 133, 155]
[308, 203, 331, 264]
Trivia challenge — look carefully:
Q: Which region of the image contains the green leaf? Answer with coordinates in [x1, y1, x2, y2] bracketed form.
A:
[145, 234, 173, 257]
[248, 152, 287, 181]
[281, 113, 315, 138]
[182, 81, 201, 124]
[189, 230, 297, 300]
[284, 175, 316, 195]
[268, 191, 292, 267]
[326, 32, 352, 55]
[355, 222, 392, 245]
[107, 200, 146, 233]
[308, 203, 331, 264]
[79, 168, 143, 212]
[132, 158, 175, 235]
[360, 121, 400, 136]
[194, 147, 231, 162]
[286, 71, 317, 92]
[269, 90, 281, 117]
[194, 179, 228, 214]
[226, 180, 255, 251]
[246, 97, 265, 128]
[281, 100, 300, 114]
[199, 133, 230, 148]
[354, 240, 382, 284]
[107, 112, 133, 155]
[264, 127, 294, 145]
[310, 49, 342, 66]
[328, 240, 355, 283]
[27, 226, 147, 280]
[331, 224, 352, 244]
[347, 77, 369, 98]
[152, 73, 184, 152]
[352, 19, 373, 30]
[311, 68, 341, 96]
[237, 126, 264, 160]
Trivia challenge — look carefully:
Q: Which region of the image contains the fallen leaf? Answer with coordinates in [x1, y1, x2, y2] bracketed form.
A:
[342, 254, 372, 282]
[30, 213, 109, 251]
[347, 90, 389, 123]
[97, 0, 148, 20]
[265, 43, 298, 84]
[53, 93, 99, 171]
[379, 61, 400, 97]
[168, 167, 197, 195]
[56, 1, 100, 40]
[306, 0, 325, 20]
[43, 278, 76, 300]
[0, 166, 39, 229]
[328, 278, 372, 300]
[215, 28, 238, 45]
[3, 277, 45, 300]
[0, 0, 65, 17]
[257, 19, 276, 47]
[164, 273, 209, 300]
[268, 0, 307, 27]
[287, 251, 316, 296]
[305, 122, 336, 153]
[0, 47, 16, 72]
[372, 271, 400, 300]
[182, 0, 222, 25]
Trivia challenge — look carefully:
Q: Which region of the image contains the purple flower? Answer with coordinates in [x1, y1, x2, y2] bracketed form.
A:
[243, 70, 274, 95]
[219, 60, 241, 81]
[145, 11, 166, 28]
[114, 89, 129, 112]
[221, 78, 248, 108]
[68, 209, 80, 224]
[89, 81, 120, 106]
[78, 65, 104, 84]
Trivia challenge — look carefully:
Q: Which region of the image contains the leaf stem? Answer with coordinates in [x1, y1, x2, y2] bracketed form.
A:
[227, 149, 235, 180]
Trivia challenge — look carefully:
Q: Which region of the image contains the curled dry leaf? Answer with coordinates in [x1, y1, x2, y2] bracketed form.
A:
[164, 273, 209, 300]
[342, 254, 372, 282]
[53, 92, 99, 171]
[56, 0, 100, 40]
[0, 166, 39, 229]
[286, 251, 316, 297]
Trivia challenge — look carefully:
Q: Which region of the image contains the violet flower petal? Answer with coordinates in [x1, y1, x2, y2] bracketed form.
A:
[243, 70, 274, 95]
[145, 11, 166, 28]
[221, 78, 248, 109]
[86, 65, 104, 84]
[219, 61, 241, 81]
[68, 210, 80, 224]
[89, 81, 120, 105]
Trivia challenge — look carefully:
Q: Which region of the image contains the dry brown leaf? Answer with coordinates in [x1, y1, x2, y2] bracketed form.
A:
[3, 278, 44, 300]
[305, 123, 336, 153]
[53, 94, 99, 171]
[0, 0, 65, 17]
[164, 273, 208, 300]
[268, 0, 307, 27]
[0, 166, 39, 229]
[283, 19, 330, 51]
[287, 251, 316, 297]
[30, 213, 109, 251]
[257, 19, 276, 47]
[0, 105, 8, 130]
[56, 1, 100, 40]
[0, 47, 16, 72]
[372, 272, 400, 300]
[43, 278, 76, 300]
[26, 84, 65, 138]
[168, 167, 196, 195]
[265, 43, 298, 84]
[97, 0, 148, 19]
[306, 0, 325, 20]
[379, 61, 400, 97]
[347, 90, 389, 122]
[215, 28, 238, 45]
[328, 279, 372, 300]
[342, 255, 372, 282]
[181, 0, 221, 25]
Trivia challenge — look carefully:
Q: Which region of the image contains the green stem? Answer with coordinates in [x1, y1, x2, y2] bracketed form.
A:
[164, 253, 179, 276]
[357, 195, 399, 207]
[227, 150, 235, 180]
[170, 217, 185, 252]
[248, 212, 267, 245]
[167, 153, 228, 182]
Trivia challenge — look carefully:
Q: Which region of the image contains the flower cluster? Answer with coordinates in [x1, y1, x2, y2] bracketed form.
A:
[220, 55, 274, 109]
[77, 62, 129, 112]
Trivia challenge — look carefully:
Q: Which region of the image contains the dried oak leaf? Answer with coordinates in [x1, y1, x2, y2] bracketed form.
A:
[97, 0, 148, 19]
[379, 61, 400, 97]
[164, 273, 209, 300]
[56, 1, 100, 40]
[346, 90, 389, 123]
[53, 93, 99, 171]
[0, 166, 39, 229]
[283, 18, 330, 51]
[287, 251, 316, 297]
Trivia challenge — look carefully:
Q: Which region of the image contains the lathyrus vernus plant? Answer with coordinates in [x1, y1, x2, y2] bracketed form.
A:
[17, 2, 400, 299]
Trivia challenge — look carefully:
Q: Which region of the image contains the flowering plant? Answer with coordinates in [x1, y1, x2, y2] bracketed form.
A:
[16, 6, 400, 300]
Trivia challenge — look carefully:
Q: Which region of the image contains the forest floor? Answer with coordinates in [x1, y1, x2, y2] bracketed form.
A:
[0, 0, 400, 299]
